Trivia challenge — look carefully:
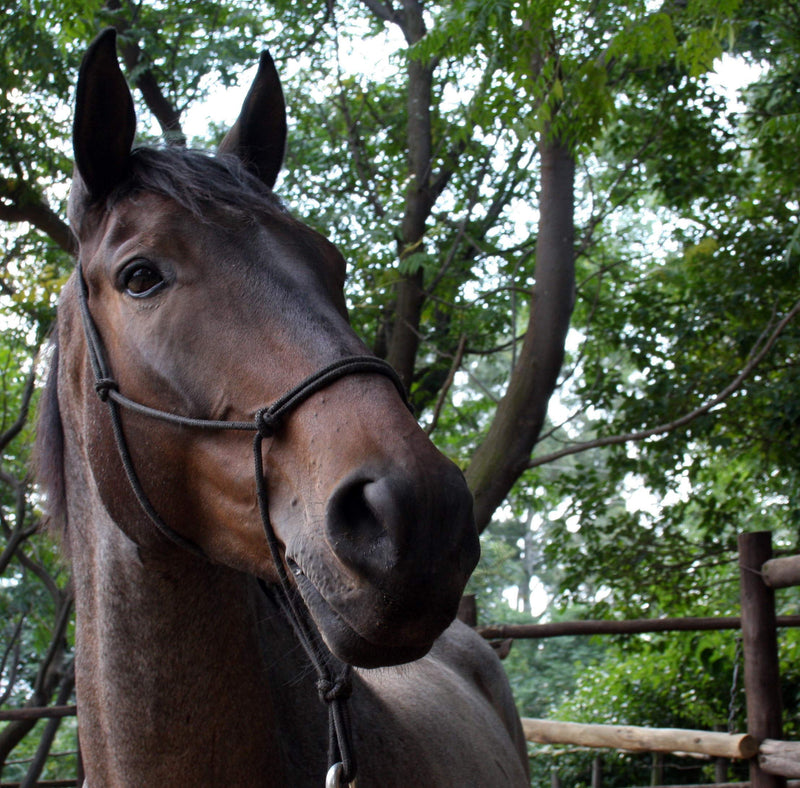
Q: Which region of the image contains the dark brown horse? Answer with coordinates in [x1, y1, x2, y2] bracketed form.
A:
[36, 30, 529, 786]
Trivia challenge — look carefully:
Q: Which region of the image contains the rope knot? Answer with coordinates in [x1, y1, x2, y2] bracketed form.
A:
[317, 673, 352, 704]
[94, 378, 119, 402]
[255, 408, 281, 438]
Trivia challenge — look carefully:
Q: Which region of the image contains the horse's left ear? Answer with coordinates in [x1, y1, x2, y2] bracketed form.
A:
[218, 51, 286, 189]
[73, 28, 136, 203]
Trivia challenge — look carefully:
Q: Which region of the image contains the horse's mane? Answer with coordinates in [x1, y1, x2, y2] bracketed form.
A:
[109, 146, 292, 223]
[34, 329, 67, 535]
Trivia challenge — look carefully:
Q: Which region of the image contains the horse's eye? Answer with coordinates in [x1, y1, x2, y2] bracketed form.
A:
[122, 263, 164, 297]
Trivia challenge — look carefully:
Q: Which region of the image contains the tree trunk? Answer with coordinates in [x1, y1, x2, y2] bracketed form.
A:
[385, 1, 434, 387]
[386, 269, 426, 388]
[466, 134, 575, 530]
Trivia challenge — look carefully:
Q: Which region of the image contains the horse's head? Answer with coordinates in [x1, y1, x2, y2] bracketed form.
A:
[52, 30, 478, 668]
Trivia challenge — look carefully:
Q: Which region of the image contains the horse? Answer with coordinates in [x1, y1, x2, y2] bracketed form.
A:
[35, 29, 529, 786]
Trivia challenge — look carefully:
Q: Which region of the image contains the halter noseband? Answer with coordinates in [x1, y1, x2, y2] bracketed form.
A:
[76, 261, 411, 787]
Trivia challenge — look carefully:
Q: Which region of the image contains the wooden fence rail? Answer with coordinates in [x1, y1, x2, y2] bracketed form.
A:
[0, 706, 76, 722]
[762, 557, 800, 590]
[477, 615, 800, 641]
[761, 741, 800, 779]
[522, 719, 759, 760]
[522, 719, 800, 779]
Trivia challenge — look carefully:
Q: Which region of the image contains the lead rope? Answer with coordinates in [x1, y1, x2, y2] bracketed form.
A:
[76, 264, 413, 787]
[254, 437, 356, 786]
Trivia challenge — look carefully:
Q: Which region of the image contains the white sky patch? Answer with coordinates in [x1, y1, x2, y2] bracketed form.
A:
[183, 66, 257, 139]
[503, 577, 549, 617]
[183, 20, 406, 141]
[709, 54, 765, 112]
[663, 471, 692, 507]
[624, 481, 661, 516]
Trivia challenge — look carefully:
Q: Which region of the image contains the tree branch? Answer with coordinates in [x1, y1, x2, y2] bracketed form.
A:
[0, 363, 38, 454]
[384, 0, 433, 385]
[16, 549, 62, 610]
[0, 195, 72, 254]
[20, 664, 74, 788]
[106, 0, 185, 144]
[332, 54, 386, 218]
[425, 333, 467, 436]
[528, 296, 800, 469]
[0, 616, 24, 706]
[466, 132, 576, 531]
[426, 51, 504, 206]
[357, 0, 401, 24]
[0, 482, 32, 577]
[0, 596, 72, 769]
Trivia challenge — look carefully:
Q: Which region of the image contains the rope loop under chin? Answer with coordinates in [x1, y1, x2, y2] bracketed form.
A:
[94, 377, 119, 402]
[317, 674, 353, 704]
[254, 407, 281, 438]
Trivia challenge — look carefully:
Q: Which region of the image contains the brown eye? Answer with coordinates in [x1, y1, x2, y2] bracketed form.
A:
[122, 263, 164, 297]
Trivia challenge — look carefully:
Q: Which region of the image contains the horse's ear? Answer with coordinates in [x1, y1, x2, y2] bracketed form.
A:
[73, 28, 136, 202]
[218, 51, 286, 189]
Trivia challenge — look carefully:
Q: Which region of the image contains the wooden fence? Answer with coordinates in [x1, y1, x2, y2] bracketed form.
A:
[475, 531, 800, 788]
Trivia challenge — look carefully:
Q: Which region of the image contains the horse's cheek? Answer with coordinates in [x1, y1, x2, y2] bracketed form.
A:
[81, 399, 178, 551]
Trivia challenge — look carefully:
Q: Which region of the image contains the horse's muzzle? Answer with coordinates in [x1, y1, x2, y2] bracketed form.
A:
[292, 461, 479, 668]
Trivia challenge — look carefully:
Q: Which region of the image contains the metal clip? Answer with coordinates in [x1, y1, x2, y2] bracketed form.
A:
[326, 762, 356, 788]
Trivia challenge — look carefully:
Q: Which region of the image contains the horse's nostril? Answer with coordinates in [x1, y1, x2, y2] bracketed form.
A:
[333, 478, 382, 540]
[326, 475, 408, 579]
[325, 466, 477, 604]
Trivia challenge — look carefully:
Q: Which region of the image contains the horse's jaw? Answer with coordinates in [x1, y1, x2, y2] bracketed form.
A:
[289, 562, 442, 668]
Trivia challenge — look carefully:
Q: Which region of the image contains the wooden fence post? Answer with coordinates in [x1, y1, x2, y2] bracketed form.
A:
[651, 752, 664, 786]
[591, 754, 602, 788]
[457, 594, 477, 626]
[739, 531, 786, 788]
[715, 724, 730, 783]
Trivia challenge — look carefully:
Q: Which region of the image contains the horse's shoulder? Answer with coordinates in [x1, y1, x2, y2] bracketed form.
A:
[430, 620, 529, 770]
[354, 620, 530, 784]
[428, 619, 519, 712]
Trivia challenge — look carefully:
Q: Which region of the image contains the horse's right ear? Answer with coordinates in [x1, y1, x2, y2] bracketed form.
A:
[73, 28, 136, 203]
[217, 51, 286, 189]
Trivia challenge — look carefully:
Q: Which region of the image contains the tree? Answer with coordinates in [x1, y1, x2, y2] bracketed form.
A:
[271, 0, 759, 533]
[527, 0, 800, 618]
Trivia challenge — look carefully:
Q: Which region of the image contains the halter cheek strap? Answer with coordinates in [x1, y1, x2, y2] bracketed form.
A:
[75, 262, 412, 787]
[76, 262, 409, 552]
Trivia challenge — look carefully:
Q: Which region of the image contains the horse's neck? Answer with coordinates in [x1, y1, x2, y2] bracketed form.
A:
[68, 488, 322, 786]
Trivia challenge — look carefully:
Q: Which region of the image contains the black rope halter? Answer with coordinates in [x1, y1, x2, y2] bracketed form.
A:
[76, 262, 411, 786]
